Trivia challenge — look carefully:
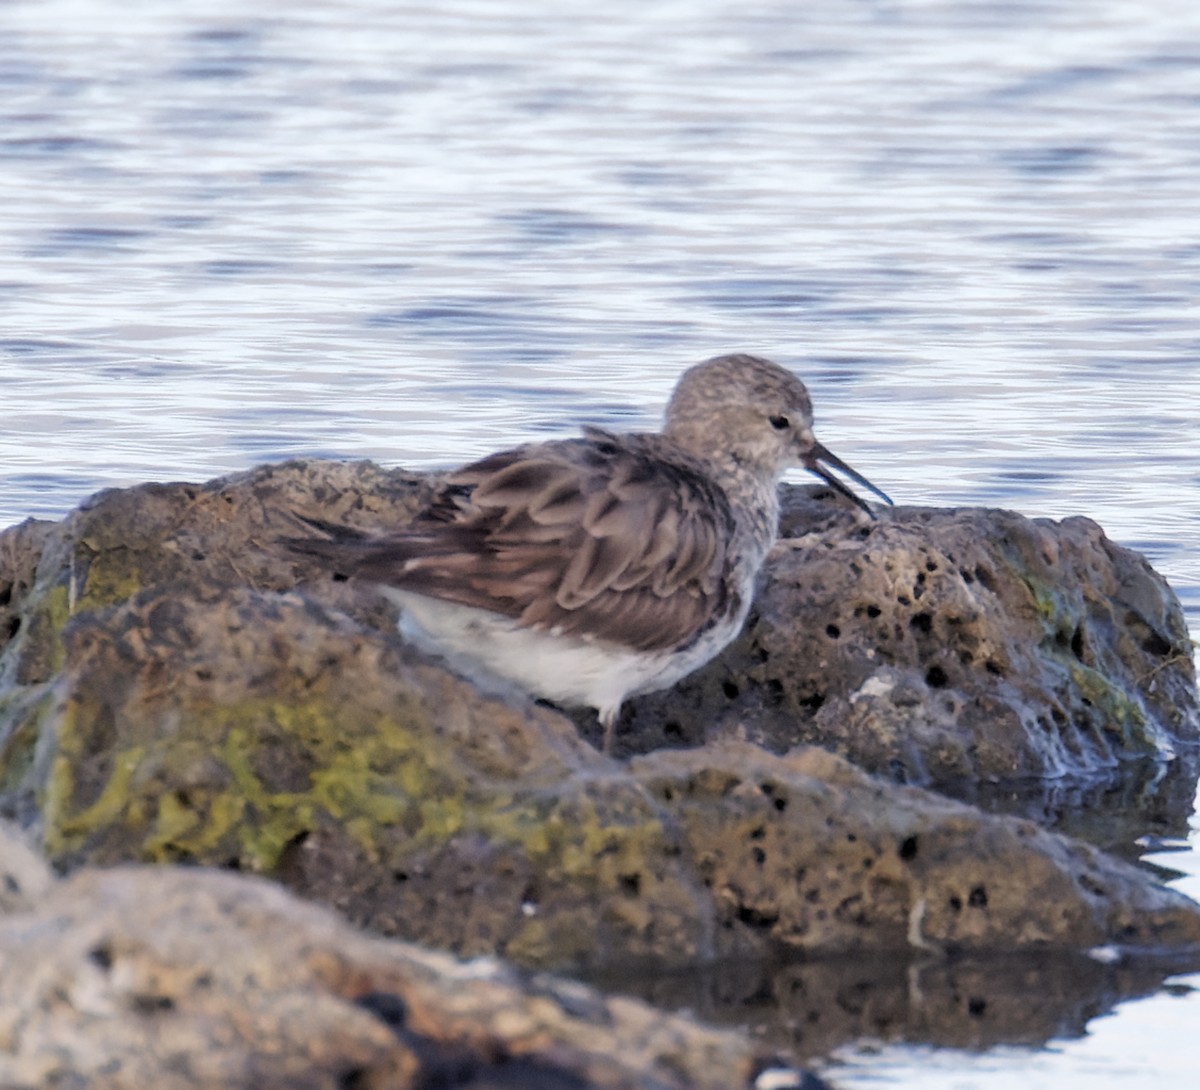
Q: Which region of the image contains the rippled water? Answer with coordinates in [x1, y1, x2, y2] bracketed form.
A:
[3, 1, 1199, 1086]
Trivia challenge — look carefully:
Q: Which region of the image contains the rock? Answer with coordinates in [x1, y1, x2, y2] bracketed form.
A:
[627, 492, 1199, 783]
[2, 461, 1194, 785]
[0, 583, 1196, 968]
[1, 827, 1194, 1088]
[0, 460, 1197, 972]
[0, 825, 756, 1090]
[628, 744, 1200, 955]
[0, 822, 53, 916]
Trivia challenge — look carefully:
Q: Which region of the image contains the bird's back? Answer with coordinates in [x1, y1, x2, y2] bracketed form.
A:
[288, 430, 745, 654]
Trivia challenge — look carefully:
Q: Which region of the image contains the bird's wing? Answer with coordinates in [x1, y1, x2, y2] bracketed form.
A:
[315, 435, 738, 652]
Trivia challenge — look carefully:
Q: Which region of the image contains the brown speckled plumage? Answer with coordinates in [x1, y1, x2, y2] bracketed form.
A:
[285, 353, 890, 751]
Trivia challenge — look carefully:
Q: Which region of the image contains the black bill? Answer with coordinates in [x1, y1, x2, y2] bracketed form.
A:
[804, 441, 893, 518]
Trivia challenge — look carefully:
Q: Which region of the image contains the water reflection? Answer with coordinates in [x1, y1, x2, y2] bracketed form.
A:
[589, 946, 1200, 1065]
[938, 755, 1200, 869]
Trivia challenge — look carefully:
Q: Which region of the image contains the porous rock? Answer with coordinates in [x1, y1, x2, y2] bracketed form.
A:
[0, 460, 1197, 974]
[0, 824, 754, 1090]
[3, 584, 1199, 970]
[629, 491, 1198, 782]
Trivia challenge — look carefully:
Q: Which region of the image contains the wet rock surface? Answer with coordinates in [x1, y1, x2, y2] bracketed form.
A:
[18, 573, 1200, 965]
[0, 459, 1198, 1084]
[629, 491, 1198, 782]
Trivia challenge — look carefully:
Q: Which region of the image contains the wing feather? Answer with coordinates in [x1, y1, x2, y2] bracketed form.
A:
[296, 434, 738, 652]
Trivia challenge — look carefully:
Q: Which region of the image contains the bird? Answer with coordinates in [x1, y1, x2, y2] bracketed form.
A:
[284, 353, 891, 752]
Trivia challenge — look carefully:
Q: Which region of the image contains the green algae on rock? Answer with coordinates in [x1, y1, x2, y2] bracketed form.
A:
[0, 460, 1198, 974]
[6, 584, 1200, 971]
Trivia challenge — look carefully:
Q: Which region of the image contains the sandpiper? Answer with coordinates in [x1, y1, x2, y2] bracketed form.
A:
[285, 353, 891, 751]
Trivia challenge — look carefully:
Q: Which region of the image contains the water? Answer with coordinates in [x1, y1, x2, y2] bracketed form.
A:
[2, 1, 1199, 1085]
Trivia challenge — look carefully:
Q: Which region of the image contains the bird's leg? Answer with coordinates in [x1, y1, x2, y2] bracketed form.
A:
[600, 707, 618, 756]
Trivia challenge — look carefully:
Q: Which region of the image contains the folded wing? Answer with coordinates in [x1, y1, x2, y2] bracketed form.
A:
[293, 433, 737, 653]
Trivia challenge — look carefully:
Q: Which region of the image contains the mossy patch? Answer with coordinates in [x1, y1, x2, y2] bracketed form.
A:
[43, 745, 147, 858]
[36, 675, 602, 876]
[77, 548, 143, 612]
[16, 583, 72, 683]
[36, 670, 685, 926]
[0, 686, 55, 795]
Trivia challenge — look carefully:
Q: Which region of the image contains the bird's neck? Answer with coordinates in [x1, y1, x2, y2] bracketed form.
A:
[723, 459, 781, 547]
[671, 439, 782, 549]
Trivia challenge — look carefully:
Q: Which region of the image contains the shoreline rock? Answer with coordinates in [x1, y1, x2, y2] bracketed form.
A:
[0, 460, 1196, 968]
[628, 492, 1198, 782]
[2, 460, 1194, 783]
[1, 459, 1199, 1084]
[0, 824, 759, 1090]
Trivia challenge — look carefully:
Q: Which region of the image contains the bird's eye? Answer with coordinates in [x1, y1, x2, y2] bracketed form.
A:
[769, 414, 790, 431]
